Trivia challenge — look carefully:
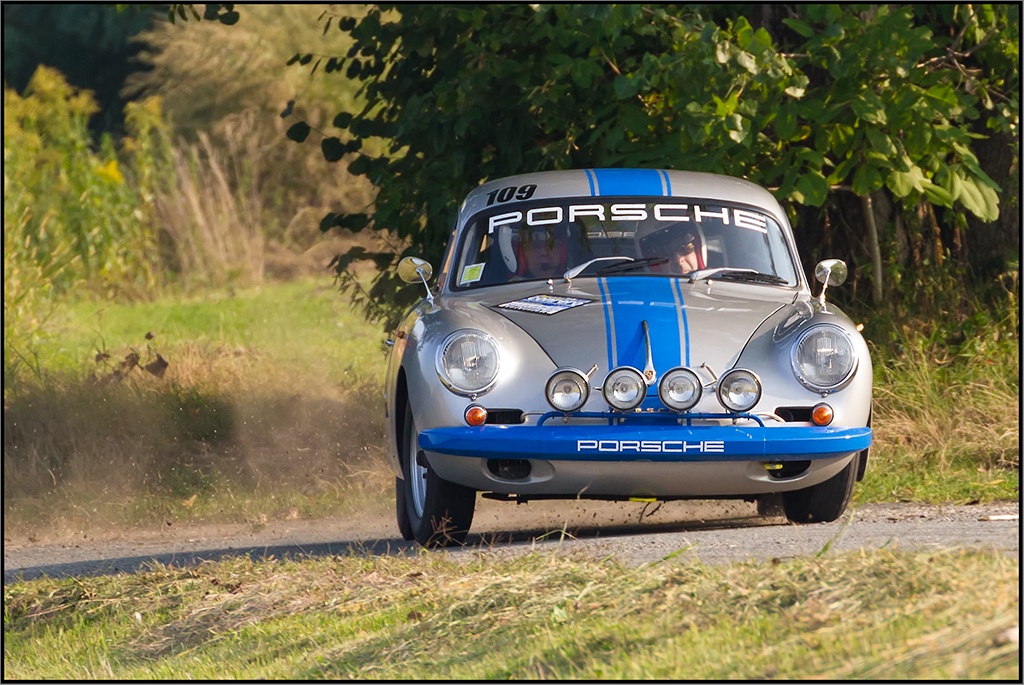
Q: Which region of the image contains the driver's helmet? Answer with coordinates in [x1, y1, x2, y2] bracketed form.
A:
[637, 224, 707, 270]
[499, 225, 569, 277]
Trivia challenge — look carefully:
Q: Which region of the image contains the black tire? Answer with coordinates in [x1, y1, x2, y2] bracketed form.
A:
[395, 476, 415, 541]
[399, 401, 475, 547]
[782, 456, 858, 523]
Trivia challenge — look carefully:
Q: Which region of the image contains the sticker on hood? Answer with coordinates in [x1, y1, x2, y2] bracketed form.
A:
[497, 294, 590, 315]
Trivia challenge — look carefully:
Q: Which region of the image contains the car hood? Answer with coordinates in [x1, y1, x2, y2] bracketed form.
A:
[452, 277, 792, 377]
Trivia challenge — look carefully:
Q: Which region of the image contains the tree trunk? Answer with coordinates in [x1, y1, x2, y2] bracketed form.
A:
[862, 193, 884, 305]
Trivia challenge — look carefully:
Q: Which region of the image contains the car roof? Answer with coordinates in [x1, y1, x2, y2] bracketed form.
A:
[459, 169, 788, 225]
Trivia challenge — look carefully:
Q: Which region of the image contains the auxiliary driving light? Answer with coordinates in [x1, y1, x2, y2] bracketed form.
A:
[603, 366, 647, 411]
[545, 368, 590, 413]
[658, 367, 703, 412]
[716, 369, 762, 412]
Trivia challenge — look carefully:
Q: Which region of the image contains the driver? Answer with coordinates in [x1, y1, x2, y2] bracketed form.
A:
[673, 231, 702, 274]
[642, 227, 704, 275]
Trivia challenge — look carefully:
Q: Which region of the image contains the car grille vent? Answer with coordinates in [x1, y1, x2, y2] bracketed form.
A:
[485, 409, 525, 425]
[775, 406, 812, 422]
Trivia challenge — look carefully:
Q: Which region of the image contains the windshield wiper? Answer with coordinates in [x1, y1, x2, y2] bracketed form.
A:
[563, 256, 633, 280]
[687, 268, 787, 285]
[598, 257, 668, 275]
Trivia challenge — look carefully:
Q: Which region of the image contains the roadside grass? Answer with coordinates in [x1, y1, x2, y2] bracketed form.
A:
[860, 315, 1020, 504]
[3, 548, 1018, 679]
[3, 278, 393, 541]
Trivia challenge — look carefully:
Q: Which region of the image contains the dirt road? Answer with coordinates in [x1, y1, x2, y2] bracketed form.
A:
[4, 499, 1018, 584]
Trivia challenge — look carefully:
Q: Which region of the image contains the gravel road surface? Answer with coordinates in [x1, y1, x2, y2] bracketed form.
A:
[4, 499, 1018, 584]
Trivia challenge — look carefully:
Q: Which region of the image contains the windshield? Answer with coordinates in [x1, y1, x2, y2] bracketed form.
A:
[450, 198, 799, 289]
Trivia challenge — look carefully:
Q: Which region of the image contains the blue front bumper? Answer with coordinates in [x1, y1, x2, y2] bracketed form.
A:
[419, 421, 872, 463]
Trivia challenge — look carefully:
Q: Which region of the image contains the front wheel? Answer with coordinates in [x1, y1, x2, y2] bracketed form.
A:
[782, 456, 858, 523]
[397, 401, 475, 547]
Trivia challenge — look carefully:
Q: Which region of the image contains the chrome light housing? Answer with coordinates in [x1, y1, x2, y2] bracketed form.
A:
[436, 329, 500, 396]
[791, 324, 857, 392]
[717, 369, 762, 412]
[545, 368, 590, 412]
[603, 366, 647, 411]
[658, 367, 703, 412]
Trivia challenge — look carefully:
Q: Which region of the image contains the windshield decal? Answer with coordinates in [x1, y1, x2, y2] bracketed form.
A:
[459, 263, 485, 285]
[487, 203, 770, 233]
[497, 294, 590, 315]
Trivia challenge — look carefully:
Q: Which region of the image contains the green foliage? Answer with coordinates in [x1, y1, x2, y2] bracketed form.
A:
[3, 67, 165, 294]
[283, 4, 1017, 328]
[3, 3, 158, 134]
[3, 67, 166, 384]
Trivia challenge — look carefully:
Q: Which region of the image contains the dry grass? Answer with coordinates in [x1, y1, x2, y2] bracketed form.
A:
[2, 278, 393, 541]
[155, 132, 266, 289]
[3, 548, 1018, 679]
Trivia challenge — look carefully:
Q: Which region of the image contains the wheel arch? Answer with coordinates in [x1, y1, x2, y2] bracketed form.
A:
[393, 367, 410, 475]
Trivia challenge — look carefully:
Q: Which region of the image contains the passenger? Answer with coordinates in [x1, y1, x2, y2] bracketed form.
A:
[517, 227, 567, 279]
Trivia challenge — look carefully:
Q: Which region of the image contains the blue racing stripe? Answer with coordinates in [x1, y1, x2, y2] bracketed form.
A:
[584, 169, 597, 196]
[658, 169, 672, 196]
[591, 169, 666, 197]
[597, 277, 615, 372]
[601, 277, 683, 379]
[672, 277, 691, 366]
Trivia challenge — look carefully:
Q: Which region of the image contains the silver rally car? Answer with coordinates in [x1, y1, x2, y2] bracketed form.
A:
[385, 169, 872, 547]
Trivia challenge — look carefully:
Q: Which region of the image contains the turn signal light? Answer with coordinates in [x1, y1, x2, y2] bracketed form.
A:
[811, 403, 834, 426]
[465, 405, 488, 426]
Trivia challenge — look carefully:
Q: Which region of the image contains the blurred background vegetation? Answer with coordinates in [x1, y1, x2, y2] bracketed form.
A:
[2, 4, 1018, 537]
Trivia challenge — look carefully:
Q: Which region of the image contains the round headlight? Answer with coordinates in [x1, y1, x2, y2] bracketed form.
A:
[436, 329, 500, 395]
[658, 367, 703, 412]
[603, 367, 647, 411]
[546, 368, 590, 413]
[717, 369, 762, 412]
[791, 324, 857, 391]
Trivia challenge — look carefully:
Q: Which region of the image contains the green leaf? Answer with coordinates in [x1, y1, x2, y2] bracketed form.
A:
[613, 75, 638, 100]
[734, 16, 753, 49]
[286, 122, 311, 143]
[852, 164, 883, 195]
[795, 171, 829, 206]
[782, 18, 815, 38]
[826, 157, 858, 185]
[736, 51, 757, 74]
[864, 151, 893, 168]
[851, 96, 887, 125]
[957, 175, 999, 221]
[920, 179, 954, 207]
[321, 137, 347, 162]
[865, 127, 898, 157]
[775, 105, 797, 140]
[219, 10, 239, 25]
[887, 169, 917, 198]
